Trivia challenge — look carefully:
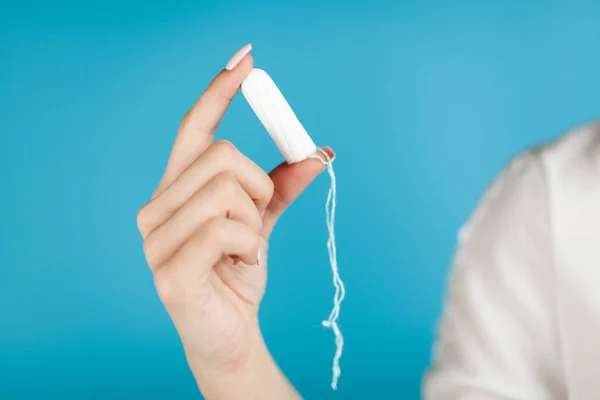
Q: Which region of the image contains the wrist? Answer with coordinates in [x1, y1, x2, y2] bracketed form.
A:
[187, 324, 300, 400]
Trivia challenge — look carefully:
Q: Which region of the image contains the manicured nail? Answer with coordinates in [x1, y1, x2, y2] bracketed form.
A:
[226, 43, 252, 70]
[257, 248, 261, 265]
[323, 146, 336, 162]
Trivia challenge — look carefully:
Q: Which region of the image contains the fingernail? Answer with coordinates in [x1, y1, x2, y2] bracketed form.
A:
[226, 43, 252, 70]
[257, 248, 261, 265]
[323, 146, 336, 162]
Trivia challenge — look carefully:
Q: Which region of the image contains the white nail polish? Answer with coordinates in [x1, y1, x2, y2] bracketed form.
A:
[257, 248, 261, 265]
[226, 43, 252, 70]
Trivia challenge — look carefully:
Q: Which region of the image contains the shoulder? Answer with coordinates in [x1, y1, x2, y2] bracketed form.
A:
[502, 118, 600, 189]
[422, 122, 591, 399]
[540, 119, 600, 182]
[536, 119, 600, 240]
[458, 119, 600, 250]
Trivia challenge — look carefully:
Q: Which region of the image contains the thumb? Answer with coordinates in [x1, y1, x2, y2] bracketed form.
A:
[261, 147, 335, 238]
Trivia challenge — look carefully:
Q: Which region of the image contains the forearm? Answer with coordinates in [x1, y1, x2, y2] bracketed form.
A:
[187, 327, 301, 400]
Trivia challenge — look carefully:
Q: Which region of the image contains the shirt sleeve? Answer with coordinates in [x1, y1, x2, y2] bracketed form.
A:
[423, 151, 566, 399]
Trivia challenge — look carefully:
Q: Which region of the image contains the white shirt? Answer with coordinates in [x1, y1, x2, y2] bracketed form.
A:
[424, 120, 600, 399]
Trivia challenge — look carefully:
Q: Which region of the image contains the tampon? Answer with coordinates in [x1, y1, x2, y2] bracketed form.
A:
[241, 66, 345, 391]
[241, 68, 318, 164]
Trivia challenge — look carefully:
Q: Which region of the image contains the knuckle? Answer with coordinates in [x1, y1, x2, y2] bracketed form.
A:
[212, 139, 237, 158]
[206, 89, 232, 109]
[264, 175, 275, 200]
[213, 171, 239, 195]
[136, 203, 155, 238]
[154, 270, 177, 304]
[136, 205, 148, 233]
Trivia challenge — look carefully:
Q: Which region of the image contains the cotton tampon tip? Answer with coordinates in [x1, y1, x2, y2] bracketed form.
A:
[225, 43, 252, 70]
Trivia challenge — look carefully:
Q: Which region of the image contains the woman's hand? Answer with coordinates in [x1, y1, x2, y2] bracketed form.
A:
[136, 45, 333, 399]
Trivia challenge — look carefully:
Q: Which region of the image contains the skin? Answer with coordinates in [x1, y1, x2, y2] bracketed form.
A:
[136, 52, 330, 399]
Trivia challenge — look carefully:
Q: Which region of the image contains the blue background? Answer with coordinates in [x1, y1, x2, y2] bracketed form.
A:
[1, 0, 599, 398]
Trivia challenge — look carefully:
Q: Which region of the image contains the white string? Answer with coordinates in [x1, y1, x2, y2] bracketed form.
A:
[310, 148, 345, 391]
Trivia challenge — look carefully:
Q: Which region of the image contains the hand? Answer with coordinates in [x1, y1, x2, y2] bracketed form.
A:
[136, 46, 334, 399]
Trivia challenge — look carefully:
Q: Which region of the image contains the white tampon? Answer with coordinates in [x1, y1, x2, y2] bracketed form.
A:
[241, 66, 345, 391]
[241, 68, 317, 164]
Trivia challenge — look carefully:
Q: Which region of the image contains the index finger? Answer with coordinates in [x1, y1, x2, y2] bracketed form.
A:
[155, 44, 254, 197]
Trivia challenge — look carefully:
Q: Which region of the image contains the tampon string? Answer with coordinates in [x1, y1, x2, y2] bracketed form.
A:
[311, 148, 345, 390]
